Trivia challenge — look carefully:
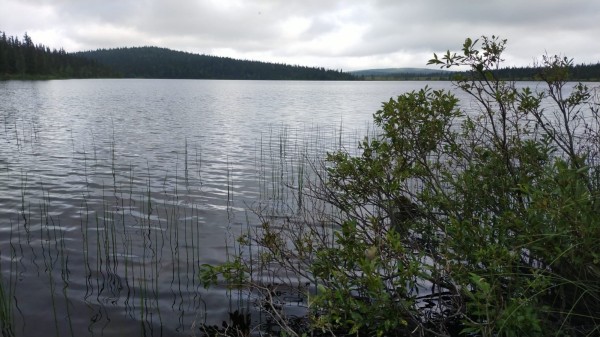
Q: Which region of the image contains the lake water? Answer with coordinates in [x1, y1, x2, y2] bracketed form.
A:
[0, 79, 547, 336]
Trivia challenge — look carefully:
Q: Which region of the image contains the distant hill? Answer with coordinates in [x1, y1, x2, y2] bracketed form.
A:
[74, 46, 356, 80]
[493, 64, 600, 81]
[4, 30, 599, 82]
[350, 67, 454, 80]
[351, 68, 449, 76]
[351, 64, 600, 81]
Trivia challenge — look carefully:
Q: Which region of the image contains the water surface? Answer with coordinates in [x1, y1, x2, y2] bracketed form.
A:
[1, 79, 464, 337]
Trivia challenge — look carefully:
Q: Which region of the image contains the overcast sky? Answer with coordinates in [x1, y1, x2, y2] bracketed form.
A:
[2, 0, 599, 71]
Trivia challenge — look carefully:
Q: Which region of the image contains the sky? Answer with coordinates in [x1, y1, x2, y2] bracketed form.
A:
[2, 0, 600, 71]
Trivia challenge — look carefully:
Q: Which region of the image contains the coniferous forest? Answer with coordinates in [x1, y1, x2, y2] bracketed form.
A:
[0, 31, 354, 80]
[354, 64, 600, 81]
[0, 31, 116, 79]
[2, 30, 600, 81]
[74, 46, 355, 80]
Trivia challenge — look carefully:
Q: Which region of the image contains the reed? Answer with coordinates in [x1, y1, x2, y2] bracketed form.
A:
[0, 106, 360, 337]
[0, 274, 14, 337]
[0, 227, 16, 337]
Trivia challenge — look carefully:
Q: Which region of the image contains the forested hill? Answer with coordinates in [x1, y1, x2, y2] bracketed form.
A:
[0, 31, 115, 79]
[75, 47, 355, 80]
[353, 63, 600, 81]
[351, 68, 454, 80]
[494, 63, 600, 81]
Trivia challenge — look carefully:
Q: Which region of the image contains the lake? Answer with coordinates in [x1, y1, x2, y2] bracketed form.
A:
[0, 78, 538, 336]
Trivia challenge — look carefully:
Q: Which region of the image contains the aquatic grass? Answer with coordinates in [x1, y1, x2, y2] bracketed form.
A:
[42, 228, 59, 337]
[196, 122, 363, 335]
[0, 275, 15, 337]
[210, 46, 600, 336]
[58, 219, 75, 337]
[0, 106, 361, 337]
[39, 153, 203, 333]
[185, 137, 189, 185]
[0, 222, 16, 337]
[34, 182, 66, 337]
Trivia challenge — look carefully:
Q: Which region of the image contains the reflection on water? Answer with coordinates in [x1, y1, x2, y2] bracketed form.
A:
[0, 79, 457, 336]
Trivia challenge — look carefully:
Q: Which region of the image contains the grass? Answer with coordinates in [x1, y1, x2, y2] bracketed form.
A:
[0, 112, 361, 336]
[0, 254, 16, 337]
[1, 129, 206, 335]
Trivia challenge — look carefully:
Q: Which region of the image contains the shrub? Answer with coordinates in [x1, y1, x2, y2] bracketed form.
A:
[201, 36, 600, 337]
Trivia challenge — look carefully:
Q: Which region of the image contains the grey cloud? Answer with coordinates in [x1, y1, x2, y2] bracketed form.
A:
[2, 0, 600, 69]
[340, 0, 600, 66]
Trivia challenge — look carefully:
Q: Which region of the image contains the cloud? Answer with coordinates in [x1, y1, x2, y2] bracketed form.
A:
[2, 0, 599, 69]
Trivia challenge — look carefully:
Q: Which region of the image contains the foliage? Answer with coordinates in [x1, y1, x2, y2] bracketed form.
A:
[202, 36, 600, 336]
[74, 46, 356, 80]
[0, 275, 14, 337]
[0, 31, 115, 79]
[353, 63, 600, 82]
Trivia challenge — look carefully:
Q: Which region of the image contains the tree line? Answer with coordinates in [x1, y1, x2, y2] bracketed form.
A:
[0, 31, 116, 79]
[494, 62, 600, 81]
[74, 46, 356, 80]
[3, 30, 600, 82]
[357, 72, 455, 81]
[0, 31, 355, 80]
[358, 63, 600, 81]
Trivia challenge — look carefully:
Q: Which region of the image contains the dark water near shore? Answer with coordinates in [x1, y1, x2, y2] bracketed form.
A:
[0, 79, 556, 336]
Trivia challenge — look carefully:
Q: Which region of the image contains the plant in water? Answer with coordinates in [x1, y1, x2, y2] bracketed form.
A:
[202, 36, 600, 337]
[0, 275, 15, 337]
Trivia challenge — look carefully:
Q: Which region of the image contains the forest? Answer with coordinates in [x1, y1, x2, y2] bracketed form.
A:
[74, 46, 355, 80]
[0, 31, 353, 80]
[2, 31, 600, 82]
[0, 31, 116, 79]
[493, 63, 600, 81]
[356, 63, 600, 81]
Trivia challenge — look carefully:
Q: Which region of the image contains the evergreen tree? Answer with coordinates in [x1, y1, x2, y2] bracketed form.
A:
[75, 46, 357, 80]
[0, 30, 115, 79]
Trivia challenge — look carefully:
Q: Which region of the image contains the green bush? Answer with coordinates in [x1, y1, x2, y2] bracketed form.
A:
[201, 36, 600, 337]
